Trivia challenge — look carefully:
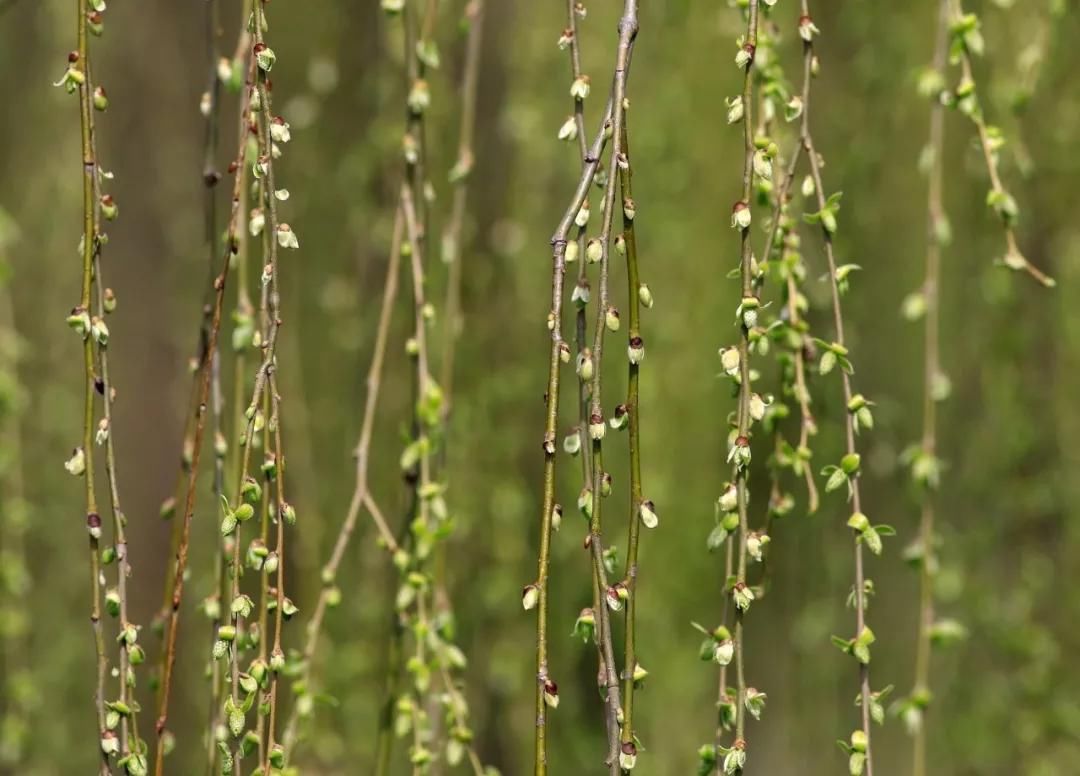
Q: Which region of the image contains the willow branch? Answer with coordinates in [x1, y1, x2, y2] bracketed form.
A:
[152, 44, 253, 776]
[730, 3, 760, 773]
[950, 1, 1053, 287]
[912, 1, 949, 774]
[797, 3, 874, 772]
[281, 204, 404, 755]
[70, 3, 109, 770]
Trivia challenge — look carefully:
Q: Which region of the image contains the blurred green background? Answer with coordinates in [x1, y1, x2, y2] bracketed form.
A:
[2, 0, 1080, 773]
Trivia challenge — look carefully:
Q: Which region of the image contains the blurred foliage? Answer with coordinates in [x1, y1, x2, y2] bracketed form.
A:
[1, 0, 1079, 773]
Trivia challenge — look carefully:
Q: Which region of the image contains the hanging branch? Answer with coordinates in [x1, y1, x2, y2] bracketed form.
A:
[55, 2, 109, 770]
[946, 1, 1053, 287]
[526, 3, 637, 772]
[281, 207, 403, 754]
[616, 112, 653, 767]
[793, 5, 888, 774]
[440, 0, 484, 405]
[80, 50, 149, 770]
[151, 39, 257, 776]
[721, 2, 760, 774]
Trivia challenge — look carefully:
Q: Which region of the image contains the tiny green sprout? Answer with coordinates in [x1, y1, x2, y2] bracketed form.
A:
[731, 201, 752, 230]
[282, 598, 299, 619]
[572, 608, 596, 643]
[929, 618, 968, 648]
[613, 233, 627, 256]
[253, 43, 276, 72]
[985, 189, 1018, 226]
[563, 429, 582, 456]
[276, 223, 300, 249]
[610, 404, 629, 431]
[727, 435, 751, 470]
[639, 499, 658, 529]
[66, 447, 87, 477]
[746, 531, 770, 562]
[623, 197, 637, 221]
[835, 264, 862, 295]
[726, 95, 745, 124]
[587, 236, 604, 264]
[588, 413, 606, 440]
[605, 306, 621, 332]
[105, 588, 121, 617]
[628, 335, 645, 364]
[718, 483, 738, 513]
[805, 191, 843, 234]
[93, 86, 109, 112]
[735, 41, 755, 69]
[732, 581, 755, 612]
[521, 583, 540, 611]
[570, 75, 590, 101]
[381, 0, 405, 13]
[575, 200, 591, 228]
[605, 583, 628, 612]
[67, 306, 92, 339]
[785, 96, 804, 123]
[638, 283, 654, 308]
[264, 551, 279, 574]
[578, 487, 594, 518]
[798, 14, 820, 42]
[269, 647, 286, 673]
[719, 346, 740, 377]
[557, 115, 577, 142]
[572, 280, 590, 307]
[619, 741, 638, 770]
[576, 348, 594, 380]
[542, 678, 559, 708]
[745, 687, 767, 720]
[721, 738, 747, 774]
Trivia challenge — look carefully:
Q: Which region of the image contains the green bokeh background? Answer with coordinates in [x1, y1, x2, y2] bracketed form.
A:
[2, 0, 1079, 773]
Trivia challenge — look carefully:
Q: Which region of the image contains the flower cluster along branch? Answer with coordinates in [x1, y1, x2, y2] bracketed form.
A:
[527, 2, 639, 773]
[150, 13, 256, 776]
[792, 3, 886, 774]
[943, 0, 1054, 287]
[57, 1, 149, 772]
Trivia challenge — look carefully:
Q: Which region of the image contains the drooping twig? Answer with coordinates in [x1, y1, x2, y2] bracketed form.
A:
[62, 2, 109, 770]
[910, 2, 949, 774]
[948, 0, 1053, 287]
[152, 45, 254, 776]
[726, 2, 760, 773]
[796, 4, 877, 773]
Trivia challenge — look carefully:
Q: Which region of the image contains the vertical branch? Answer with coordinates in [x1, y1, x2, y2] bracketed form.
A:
[64, 1, 108, 770]
[152, 43, 254, 776]
[796, 4, 877, 773]
[727, 3, 759, 774]
[86, 64, 145, 764]
[617, 117, 647, 762]
[910, 2, 948, 773]
[440, 0, 484, 405]
[948, 1, 1053, 287]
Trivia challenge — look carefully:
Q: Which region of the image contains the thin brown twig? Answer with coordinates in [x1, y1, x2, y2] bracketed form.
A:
[796, 2, 874, 771]
[152, 50, 254, 776]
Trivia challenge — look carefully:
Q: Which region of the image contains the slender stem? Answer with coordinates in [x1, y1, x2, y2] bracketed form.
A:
[950, 0, 1053, 287]
[912, 2, 949, 774]
[73, 2, 109, 770]
[618, 119, 644, 752]
[731, 3, 759, 771]
[440, 0, 484, 405]
[532, 17, 628, 769]
[281, 207, 404, 753]
[78, 37, 145, 764]
[797, 2, 873, 771]
[152, 48, 253, 776]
